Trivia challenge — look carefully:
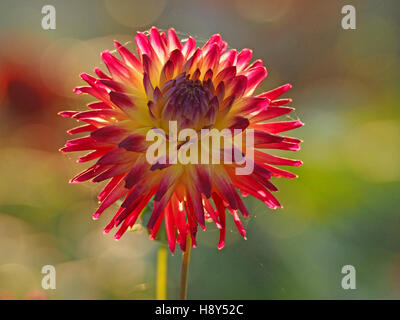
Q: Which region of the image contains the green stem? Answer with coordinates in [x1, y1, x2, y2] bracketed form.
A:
[179, 236, 192, 300]
[156, 244, 168, 300]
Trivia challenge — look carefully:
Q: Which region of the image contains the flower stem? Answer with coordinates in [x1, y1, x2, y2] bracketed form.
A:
[156, 244, 168, 300]
[179, 236, 192, 300]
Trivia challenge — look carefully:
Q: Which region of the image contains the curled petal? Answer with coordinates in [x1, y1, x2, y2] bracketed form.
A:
[245, 66, 268, 96]
[169, 49, 185, 75]
[114, 41, 142, 71]
[260, 141, 300, 151]
[213, 170, 238, 210]
[58, 110, 78, 118]
[77, 149, 111, 163]
[87, 101, 113, 110]
[193, 166, 212, 198]
[270, 98, 292, 106]
[259, 83, 292, 100]
[187, 187, 206, 229]
[62, 136, 112, 153]
[68, 124, 97, 135]
[149, 27, 167, 62]
[92, 162, 134, 183]
[214, 66, 236, 86]
[226, 75, 247, 98]
[219, 49, 237, 70]
[97, 148, 134, 166]
[167, 28, 182, 51]
[98, 79, 126, 92]
[91, 125, 130, 144]
[148, 184, 175, 229]
[73, 109, 127, 126]
[143, 72, 154, 99]
[201, 43, 219, 75]
[236, 49, 252, 72]
[119, 133, 148, 152]
[70, 165, 109, 183]
[181, 36, 196, 58]
[159, 60, 175, 85]
[135, 32, 153, 59]
[109, 91, 136, 116]
[98, 174, 125, 202]
[253, 130, 285, 146]
[234, 97, 267, 115]
[232, 210, 246, 239]
[212, 193, 226, 250]
[252, 120, 304, 134]
[228, 116, 249, 132]
[254, 150, 303, 167]
[154, 167, 183, 202]
[93, 179, 129, 219]
[250, 106, 294, 123]
[260, 163, 298, 179]
[124, 157, 149, 189]
[101, 51, 131, 80]
[164, 203, 176, 253]
[94, 67, 112, 80]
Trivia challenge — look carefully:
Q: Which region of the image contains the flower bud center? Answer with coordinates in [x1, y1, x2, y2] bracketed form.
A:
[162, 79, 216, 131]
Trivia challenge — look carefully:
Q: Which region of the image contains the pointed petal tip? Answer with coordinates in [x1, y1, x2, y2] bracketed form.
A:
[113, 40, 123, 48]
[294, 160, 303, 167]
[73, 87, 83, 95]
[79, 72, 90, 81]
[58, 111, 77, 118]
[101, 49, 110, 58]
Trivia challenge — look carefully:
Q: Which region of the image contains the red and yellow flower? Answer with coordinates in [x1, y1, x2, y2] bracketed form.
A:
[60, 27, 303, 252]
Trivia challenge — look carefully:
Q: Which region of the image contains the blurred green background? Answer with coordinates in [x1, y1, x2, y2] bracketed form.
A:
[0, 0, 399, 299]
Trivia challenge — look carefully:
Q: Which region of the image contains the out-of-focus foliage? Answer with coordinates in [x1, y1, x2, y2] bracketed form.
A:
[0, 0, 399, 299]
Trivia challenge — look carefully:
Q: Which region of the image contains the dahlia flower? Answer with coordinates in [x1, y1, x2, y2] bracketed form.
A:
[60, 27, 303, 253]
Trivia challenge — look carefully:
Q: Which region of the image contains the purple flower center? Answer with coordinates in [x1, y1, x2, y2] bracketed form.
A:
[162, 78, 217, 130]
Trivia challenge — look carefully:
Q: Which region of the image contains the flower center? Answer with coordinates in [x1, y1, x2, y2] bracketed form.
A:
[161, 77, 218, 131]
